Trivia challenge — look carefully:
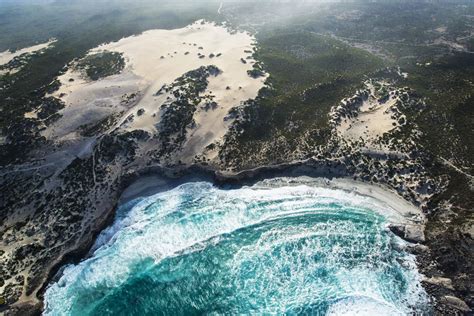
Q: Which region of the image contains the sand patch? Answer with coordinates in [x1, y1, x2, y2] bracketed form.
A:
[24, 110, 38, 119]
[335, 81, 402, 146]
[45, 21, 267, 161]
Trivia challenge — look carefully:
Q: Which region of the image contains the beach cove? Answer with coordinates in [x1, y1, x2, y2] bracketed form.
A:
[44, 172, 430, 315]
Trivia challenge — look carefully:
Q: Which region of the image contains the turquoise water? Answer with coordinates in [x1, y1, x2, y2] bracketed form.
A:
[44, 178, 429, 315]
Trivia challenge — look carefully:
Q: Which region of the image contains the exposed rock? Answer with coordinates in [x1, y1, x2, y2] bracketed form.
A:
[423, 276, 455, 290]
[389, 224, 405, 238]
[407, 243, 429, 254]
[388, 224, 425, 243]
[439, 296, 471, 312]
[405, 225, 425, 243]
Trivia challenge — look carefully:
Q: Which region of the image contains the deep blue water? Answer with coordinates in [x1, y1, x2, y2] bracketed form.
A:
[44, 178, 429, 315]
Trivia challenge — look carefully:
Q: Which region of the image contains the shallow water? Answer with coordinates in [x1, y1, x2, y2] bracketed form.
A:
[44, 179, 430, 315]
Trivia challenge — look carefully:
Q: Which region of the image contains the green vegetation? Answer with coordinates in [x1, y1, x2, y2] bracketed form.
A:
[0, 52, 35, 74]
[80, 112, 123, 137]
[220, 31, 385, 167]
[75, 51, 125, 81]
[402, 53, 474, 174]
[220, 0, 473, 175]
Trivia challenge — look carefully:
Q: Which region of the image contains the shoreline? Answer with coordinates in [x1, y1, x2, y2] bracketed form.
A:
[121, 171, 425, 226]
[118, 162, 427, 245]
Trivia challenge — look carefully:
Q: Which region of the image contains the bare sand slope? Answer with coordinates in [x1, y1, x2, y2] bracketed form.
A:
[46, 21, 267, 161]
[43, 69, 145, 139]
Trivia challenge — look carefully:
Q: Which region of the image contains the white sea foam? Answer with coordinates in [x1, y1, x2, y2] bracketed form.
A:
[327, 296, 404, 315]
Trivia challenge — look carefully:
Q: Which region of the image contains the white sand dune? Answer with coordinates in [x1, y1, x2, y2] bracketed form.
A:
[46, 21, 267, 161]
